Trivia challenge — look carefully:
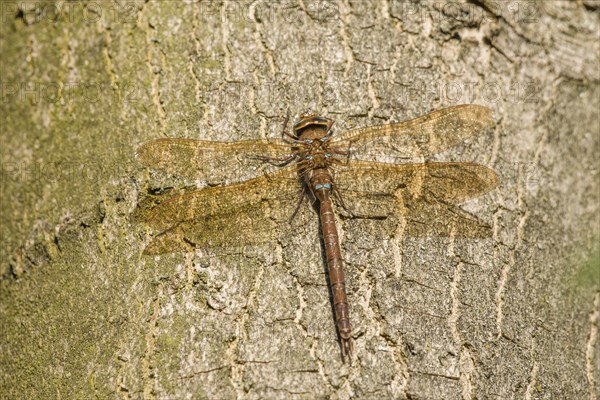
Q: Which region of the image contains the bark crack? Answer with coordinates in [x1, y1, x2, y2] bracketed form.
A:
[388, 339, 410, 397]
[361, 255, 411, 396]
[251, 69, 268, 138]
[495, 207, 530, 338]
[309, 338, 334, 390]
[366, 64, 380, 119]
[291, 273, 307, 334]
[283, 244, 331, 388]
[188, 5, 203, 106]
[249, 0, 276, 78]
[448, 258, 464, 381]
[409, 369, 459, 380]
[494, 74, 557, 338]
[586, 292, 599, 400]
[387, 205, 411, 393]
[226, 256, 265, 398]
[392, 200, 408, 279]
[220, 2, 233, 81]
[495, 155, 530, 338]
[337, 0, 355, 78]
[488, 120, 501, 167]
[139, 3, 167, 133]
[176, 365, 228, 380]
[142, 287, 162, 399]
[448, 233, 477, 399]
[466, 0, 539, 45]
[184, 251, 195, 290]
[524, 336, 539, 400]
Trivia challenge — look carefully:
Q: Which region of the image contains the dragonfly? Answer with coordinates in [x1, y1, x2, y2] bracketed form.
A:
[134, 104, 499, 364]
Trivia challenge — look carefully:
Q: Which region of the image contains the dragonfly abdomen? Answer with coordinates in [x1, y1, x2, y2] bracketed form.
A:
[316, 187, 353, 363]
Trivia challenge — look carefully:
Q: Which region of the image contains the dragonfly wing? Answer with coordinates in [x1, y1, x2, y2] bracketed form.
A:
[336, 190, 493, 238]
[333, 161, 498, 237]
[136, 138, 293, 183]
[134, 168, 303, 254]
[332, 105, 493, 160]
[334, 161, 499, 204]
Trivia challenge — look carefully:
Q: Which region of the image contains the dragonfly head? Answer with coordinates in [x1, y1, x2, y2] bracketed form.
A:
[292, 110, 331, 136]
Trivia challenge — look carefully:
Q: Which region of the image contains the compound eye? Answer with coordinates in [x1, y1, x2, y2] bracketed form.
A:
[306, 155, 313, 160]
[304, 139, 313, 144]
[320, 137, 328, 142]
[325, 153, 331, 158]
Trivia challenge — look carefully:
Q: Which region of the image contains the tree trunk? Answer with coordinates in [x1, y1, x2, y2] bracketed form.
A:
[1, 1, 598, 399]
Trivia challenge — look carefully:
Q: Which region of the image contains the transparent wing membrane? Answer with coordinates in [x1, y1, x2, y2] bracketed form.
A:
[333, 104, 494, 160]
[334, 161, 499, 204]
[134, 168, 302, 254]
[333, 161, 498, 237]
[336, 190, 494, 238]
[136, 138, 293, 183]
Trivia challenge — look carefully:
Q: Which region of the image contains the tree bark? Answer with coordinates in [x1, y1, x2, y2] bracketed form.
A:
[1, 1, 598, 399]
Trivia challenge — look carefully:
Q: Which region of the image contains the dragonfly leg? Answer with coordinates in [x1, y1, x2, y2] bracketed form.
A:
[281, 110, 299, 142]
[325, 119, 335, 138]
[337, 140, 353, 162]
[332, 143, 353, 167]
[333, 147, 351, 156]
[288, 188, 307, 223]
[343, 141, 352, 163]
[333, 185, 356, 217]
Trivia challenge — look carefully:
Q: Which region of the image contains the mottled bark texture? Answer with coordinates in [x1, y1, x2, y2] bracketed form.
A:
[1, 1, 598, 399]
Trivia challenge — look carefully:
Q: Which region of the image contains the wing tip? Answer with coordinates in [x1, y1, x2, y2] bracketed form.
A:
[134, 141, 153, 164]
[448, 103, 494, 125]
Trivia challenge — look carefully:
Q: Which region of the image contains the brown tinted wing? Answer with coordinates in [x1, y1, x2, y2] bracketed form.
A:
[337, 190, 494, 238]
[333, 161, 498, 237]
[332, 105, 493, 160]
[135, 168, 302, 254]
[136, 138, 293, 183]
[334, 161, 499, 203]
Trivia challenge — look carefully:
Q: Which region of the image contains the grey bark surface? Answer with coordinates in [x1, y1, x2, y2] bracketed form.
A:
[1, 1, 599, 399]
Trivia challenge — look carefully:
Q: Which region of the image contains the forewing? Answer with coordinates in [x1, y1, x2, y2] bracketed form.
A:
[134, 167, 303, 254]
[332, 104, 494, 160]
[136, 138, 293, 183]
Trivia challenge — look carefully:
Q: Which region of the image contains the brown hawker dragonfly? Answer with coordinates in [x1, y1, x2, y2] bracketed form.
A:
[134, 104, 499, 364]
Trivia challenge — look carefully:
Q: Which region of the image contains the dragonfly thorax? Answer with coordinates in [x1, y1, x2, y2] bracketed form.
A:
[304, 151, 333, 168]
[300, 138, 335, 169]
